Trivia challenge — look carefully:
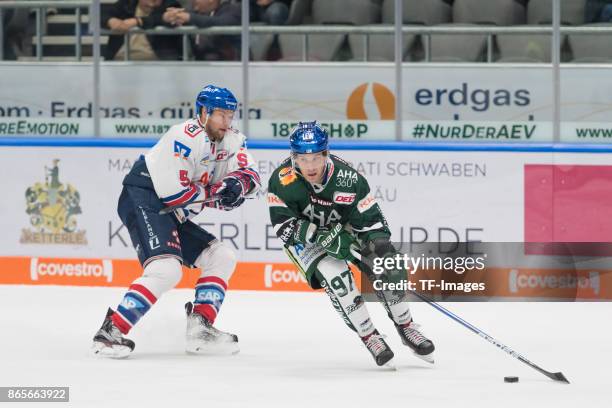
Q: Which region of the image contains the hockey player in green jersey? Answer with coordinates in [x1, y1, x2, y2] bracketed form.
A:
[267, 121, 435, 367]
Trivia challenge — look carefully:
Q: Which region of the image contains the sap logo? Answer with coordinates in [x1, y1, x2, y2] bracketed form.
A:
[264, 264, 307, 288]
[337, 169, 357, 180]
[173, 141, 192, 159]
[333, 192, 356, 205]
[197, 291, 223, 303]
[121, 297, 144, 310]
[215, 150, 229, 161]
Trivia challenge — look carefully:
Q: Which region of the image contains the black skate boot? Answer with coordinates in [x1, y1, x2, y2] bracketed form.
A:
[361, 330, 395, 367]
[185, 302, 239, 355]
[92, 308, 135, 359]
[395, 321, 435, 363]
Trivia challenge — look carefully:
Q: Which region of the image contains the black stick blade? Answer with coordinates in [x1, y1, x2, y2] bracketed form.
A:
[550, 372, 570, 384]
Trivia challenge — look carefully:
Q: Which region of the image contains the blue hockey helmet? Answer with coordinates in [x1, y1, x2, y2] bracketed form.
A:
[195, 85, 238, 118]
[289, 121, 329, 155]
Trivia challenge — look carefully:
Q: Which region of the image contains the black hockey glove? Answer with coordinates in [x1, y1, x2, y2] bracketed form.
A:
[315, 223, 359, 262]
[207, 177, 245, 211]
[220, 177, 245, 210]
[359, 237, 404, 285]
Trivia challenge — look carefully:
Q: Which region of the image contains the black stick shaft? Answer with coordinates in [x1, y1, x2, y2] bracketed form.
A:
[158, 195, 220, 215]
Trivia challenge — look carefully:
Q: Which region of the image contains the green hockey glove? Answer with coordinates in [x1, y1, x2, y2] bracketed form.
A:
[315, 223, 358, 261]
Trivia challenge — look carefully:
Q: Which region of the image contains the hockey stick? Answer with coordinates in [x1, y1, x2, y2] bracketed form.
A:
[408, 290, 570, 383]
[158, 195, 221, 215]
[351, 250, 570, 383]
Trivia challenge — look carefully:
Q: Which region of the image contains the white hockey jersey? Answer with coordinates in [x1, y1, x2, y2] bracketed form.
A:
[144, 117, 260, 218]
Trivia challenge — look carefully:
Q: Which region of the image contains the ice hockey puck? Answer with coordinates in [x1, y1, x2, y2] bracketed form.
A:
[504, 376, 519, 383]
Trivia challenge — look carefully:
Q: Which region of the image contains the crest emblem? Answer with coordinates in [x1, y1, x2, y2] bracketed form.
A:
[20, 159, 87, 245]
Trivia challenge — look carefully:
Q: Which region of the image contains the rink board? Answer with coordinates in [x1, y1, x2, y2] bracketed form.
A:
[0, 255, 611, 300]
[0, 144, 611, 299]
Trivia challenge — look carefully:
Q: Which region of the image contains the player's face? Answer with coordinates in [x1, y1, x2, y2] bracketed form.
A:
[295, 152, 327, 184]
[205, 108, 235, 141]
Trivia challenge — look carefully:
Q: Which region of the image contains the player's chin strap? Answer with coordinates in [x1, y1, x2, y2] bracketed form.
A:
[350, 245, 570, 384]
[197, 110, 210, 134]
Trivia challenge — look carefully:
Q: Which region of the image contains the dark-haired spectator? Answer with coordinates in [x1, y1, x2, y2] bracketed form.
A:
[102, 0, 182, 60]
[2, 8, 36, 60]
[2, 9, 15, 60]
[585, 0, 612, 22]
[250, 0, 291, 25]
[163, 0, 241, 60]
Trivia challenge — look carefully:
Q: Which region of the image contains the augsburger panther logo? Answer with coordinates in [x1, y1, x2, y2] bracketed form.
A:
[20, 159, 87, 245]
[346, 82, 395, 120]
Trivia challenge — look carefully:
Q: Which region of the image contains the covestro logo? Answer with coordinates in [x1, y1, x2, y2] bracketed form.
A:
[508, 269, 600, 296]
[263, 264, 307, 288]
[30, 258, 113, 284]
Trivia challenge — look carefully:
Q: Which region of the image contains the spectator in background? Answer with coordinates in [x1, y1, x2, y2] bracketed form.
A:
[102, 0, 182, 60]
[585, 0, 612, 22]
[2, 9, 16, 60]
[250, 0, 291, 25]
[163, 0, 241, 60]
[2, 8, 35, 60]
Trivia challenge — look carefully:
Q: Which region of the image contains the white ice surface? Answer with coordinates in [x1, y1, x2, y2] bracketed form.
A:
[0, 285, 610, 408]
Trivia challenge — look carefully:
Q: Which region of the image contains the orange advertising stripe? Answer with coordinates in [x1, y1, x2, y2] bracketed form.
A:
[0, 257, 31, 284]
[1, 257, 610, 299]
[0, 257, 317, 292]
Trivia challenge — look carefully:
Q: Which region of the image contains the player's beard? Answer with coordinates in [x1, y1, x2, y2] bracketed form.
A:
[206, 125, 226, 142]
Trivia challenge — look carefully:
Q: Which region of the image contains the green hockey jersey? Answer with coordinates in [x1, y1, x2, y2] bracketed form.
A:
[267, 154, 391, 247]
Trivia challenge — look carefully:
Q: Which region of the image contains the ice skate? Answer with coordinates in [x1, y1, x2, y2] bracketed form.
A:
[92, 308, 135, 359]
[185, 302, 239, 355]
[395, 321, 435, 363]
[361, 330, 395, 367]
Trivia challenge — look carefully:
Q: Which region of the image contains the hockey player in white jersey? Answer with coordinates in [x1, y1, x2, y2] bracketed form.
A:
[92, 85, 261, 358]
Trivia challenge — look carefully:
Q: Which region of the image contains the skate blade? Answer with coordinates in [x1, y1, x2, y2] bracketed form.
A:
[413, 352, 434, 364]
[186, 341, 239, 356]
[92, 341, 132, 359]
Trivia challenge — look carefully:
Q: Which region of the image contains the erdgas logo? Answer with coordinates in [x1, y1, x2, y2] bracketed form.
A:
[347, 83, 395, 120]
[264, 264, 307, 288]
[30, 259, 113, 283]
[414, 83, 530, 112]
